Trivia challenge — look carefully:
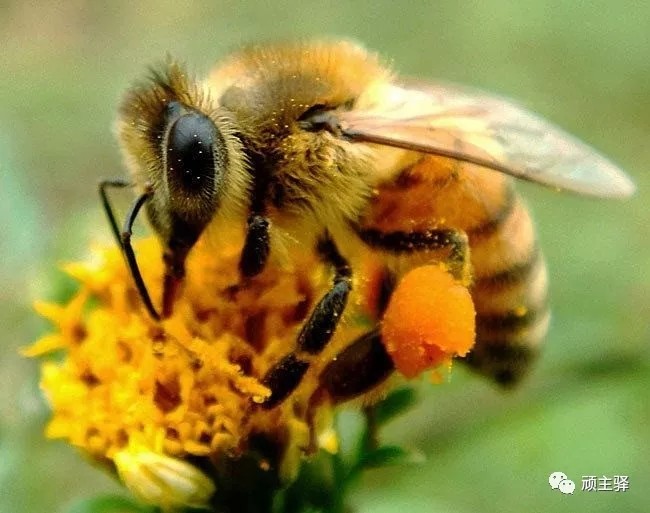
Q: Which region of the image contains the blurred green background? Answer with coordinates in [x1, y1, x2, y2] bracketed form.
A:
[1, 1, 648, 512]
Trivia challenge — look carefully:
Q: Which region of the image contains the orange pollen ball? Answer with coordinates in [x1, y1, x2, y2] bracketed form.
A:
[380, 265, 476, 379]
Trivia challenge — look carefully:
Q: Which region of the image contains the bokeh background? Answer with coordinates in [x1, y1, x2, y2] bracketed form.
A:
[1, 1, 648, 512]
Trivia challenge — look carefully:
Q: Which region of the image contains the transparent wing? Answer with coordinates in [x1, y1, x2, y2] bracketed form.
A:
[337, 83, 635, 198]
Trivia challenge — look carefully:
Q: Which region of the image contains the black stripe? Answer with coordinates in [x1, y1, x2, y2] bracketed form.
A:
[476, 303, 549, 332]
[353, 226, 464, 254]
[473, 244, 542, 291]
[467, 185, 517, 239]
[462, 342, 539, 386]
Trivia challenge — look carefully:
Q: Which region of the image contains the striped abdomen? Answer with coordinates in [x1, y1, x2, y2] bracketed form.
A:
[357, 155, 549, 386]
[464, 179, 549, 385]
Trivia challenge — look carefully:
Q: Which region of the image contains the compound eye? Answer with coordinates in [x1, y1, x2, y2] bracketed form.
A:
[166, 112, 217, 194]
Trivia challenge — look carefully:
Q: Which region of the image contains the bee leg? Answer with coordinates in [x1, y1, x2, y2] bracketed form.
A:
[318, 269, 397, 404]
[239, 213, 270, 277]
[354, 226, 470, 280]
[159, 214, 213, 318]
[239, 170, 272, 277]
[160, 240, 189, 319]
[319, 329, 395, 403]
[310, 228, 476, 403]
[259, 353, 310, 409]
[259, 234, 352, 409]
[296, 235, 352, 353]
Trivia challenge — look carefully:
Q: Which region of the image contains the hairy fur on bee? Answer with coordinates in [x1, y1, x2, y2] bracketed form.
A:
[206, 41, 418, 239]
[204, 41, 549, 385]
[112, 39, 632, 399]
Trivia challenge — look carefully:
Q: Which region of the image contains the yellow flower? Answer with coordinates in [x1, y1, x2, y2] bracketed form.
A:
[25, 228, 475, 510]
[25, 234, 367, 508]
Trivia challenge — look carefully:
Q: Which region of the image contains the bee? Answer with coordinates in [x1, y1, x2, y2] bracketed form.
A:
[102, 40, 634, 408]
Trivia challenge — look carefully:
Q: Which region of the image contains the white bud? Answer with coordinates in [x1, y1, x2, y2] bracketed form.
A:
[114, 445, 215, 510]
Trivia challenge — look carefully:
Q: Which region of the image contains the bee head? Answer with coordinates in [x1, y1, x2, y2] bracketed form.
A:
[117, 60, 249, 248]
[116, 60, 250, 317]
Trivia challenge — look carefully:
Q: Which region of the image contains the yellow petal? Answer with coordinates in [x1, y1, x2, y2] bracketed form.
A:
[20, 334, 65, 357]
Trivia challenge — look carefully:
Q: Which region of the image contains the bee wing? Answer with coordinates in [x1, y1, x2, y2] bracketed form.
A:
[338, 83, 635, 198]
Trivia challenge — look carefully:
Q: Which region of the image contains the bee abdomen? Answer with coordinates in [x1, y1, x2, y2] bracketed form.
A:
[464, 193, 550, 386]
[469, 301, 550, 386]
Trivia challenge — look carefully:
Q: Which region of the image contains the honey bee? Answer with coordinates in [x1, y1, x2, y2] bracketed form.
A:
[102, 41, 634, 408]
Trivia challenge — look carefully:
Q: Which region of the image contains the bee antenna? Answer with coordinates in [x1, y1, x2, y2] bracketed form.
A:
[99, 178, 130, 247]
[120, 188, 162, 321]
[99, 180, 162, 321]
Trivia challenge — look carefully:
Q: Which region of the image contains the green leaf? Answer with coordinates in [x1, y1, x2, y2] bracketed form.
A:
[66, 495, 156, 513]
[373, 388, 418, 426]
[358, 445, 425, 470]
